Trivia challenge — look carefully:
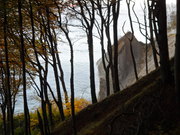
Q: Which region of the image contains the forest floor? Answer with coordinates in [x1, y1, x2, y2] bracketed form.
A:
[51, 58, 180, 135]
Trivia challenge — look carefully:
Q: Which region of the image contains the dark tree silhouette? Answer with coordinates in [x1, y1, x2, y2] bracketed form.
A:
[96, 0, 111, 96]
[147, 0, 159, 69]
[17, 0, 31, 134]
[3, 1, 14, 134]
[126, 0, 138, 81]
[45, 5, 65, 121]
[53, 1, 69, 105]
[155, 0, 171, 82]
[112, 0, 121, 93]
[76, 0, 97, 103]
[175, 0, 180, 109]
[54, 1, 77, 133]
[29, 1, 50, 134]
[0, 66, 7, 135]
[37, 110, 45, 135]
[131, 1, 149, 75]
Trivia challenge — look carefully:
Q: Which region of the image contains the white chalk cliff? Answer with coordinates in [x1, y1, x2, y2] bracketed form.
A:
[97, 31, 175, 101]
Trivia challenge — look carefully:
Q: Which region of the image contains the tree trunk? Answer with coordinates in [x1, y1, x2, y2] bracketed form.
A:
[53, 1, 69, 105]
[157, 0, 171, 82]
[104, 1, 113, 95]
[147, 0, 159, 69]
[29, 1, 50, 133]
[44, 61, 53, 130]
[69, 37, 77, 135]
[17, 0, 31, 134]
[100, 20, 110, 97]
[3, 1, 14, 134]
[37, 110, 45, 135]
[88, 30, 98, 103]
[126, 0, 139, 81]
[45, 6, 65, 121]
[76, 0, 97, 103]
[57, 15, 77, 134]
[112, 1, 121, 93]
[175, 0, 180, 109]
[144, 2, 149, 74]
[96, 0, 111, 97]
[1, 104, 7, 135]
[0, 65, 7, 135]
[54, 37, 69, 104]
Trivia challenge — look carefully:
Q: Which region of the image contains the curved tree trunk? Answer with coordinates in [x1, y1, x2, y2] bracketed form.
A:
[29, 1, 50, 134]
[126, 0, 138, 81]
[45, 6, 65, 121]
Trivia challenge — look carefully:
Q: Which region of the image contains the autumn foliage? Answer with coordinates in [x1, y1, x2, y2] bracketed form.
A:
[63, 98, 90, 117]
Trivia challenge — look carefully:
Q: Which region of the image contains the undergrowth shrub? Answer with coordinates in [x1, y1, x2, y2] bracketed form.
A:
[0, 98, 90, 135]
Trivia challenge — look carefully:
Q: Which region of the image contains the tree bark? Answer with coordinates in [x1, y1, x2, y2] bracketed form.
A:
[29, 1, 50, 134]
[112, 0, 121, 93]
[37, 110, 45, 135]
[69, 33, 77, 135]
[3, 0, 14, 134]
[147, 0, 159, 69]
[45, 5, 65, 121]
[96, 0, 111, 96]
[77, 0, 97, 103]
[88, 30, 97, 103]
[126, 0, 138, 81]
[55, 7, 77, 132]
[17, 0, 31, 134]
[157, 0, 171, 82]
[104, 1, 113, 96]
[175, 0, 180, 109]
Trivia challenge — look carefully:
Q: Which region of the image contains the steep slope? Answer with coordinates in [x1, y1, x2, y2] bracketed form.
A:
[52, 59, 179, 135]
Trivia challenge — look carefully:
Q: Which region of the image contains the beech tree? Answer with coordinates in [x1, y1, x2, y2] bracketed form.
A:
[0, 1, 35, 134]
[3, 0, 14, 134]
[17, 0, 31, 134]
[0, 15, 8, 134]
[126, 0, 138, 80]
[147, 0, 159, 69]
[155, 0, 171, 82]
[112, 0, 121, 93]
[95, 0, 113, 96]
[55, 3, 77, 134]
[175, 0, 180, 109]
[28, 1, 51, 133]
[74, 0, 97, 103]
[0, 66, 7, 135]
[45, 3, 65, 121]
